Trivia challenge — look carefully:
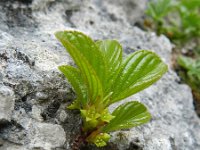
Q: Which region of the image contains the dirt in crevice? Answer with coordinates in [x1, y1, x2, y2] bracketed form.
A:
[0, 0, 33, 5]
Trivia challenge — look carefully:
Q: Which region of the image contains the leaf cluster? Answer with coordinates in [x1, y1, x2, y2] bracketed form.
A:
[146, 0, 200, 101]
[145, 0, 200, 45]
[178, 56, 200, 95]
[55, 30, 168, 147]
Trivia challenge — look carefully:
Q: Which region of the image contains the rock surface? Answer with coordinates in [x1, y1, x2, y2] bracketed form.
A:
[0, 85, 15, 122]
[0, 0, 200, 150]
[28, 123, 66, 149]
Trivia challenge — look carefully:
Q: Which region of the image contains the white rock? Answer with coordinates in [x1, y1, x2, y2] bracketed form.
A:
[29, 123, 66, 150]
[0, 85, 15, 122]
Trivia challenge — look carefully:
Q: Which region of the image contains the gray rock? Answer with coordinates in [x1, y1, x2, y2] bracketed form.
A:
[28, 123, 66, 150]
[0, 85, 15, 122]
[31, 105, 43, 121]
[0, 0, 200, 150]
[0, 141, 27, 150]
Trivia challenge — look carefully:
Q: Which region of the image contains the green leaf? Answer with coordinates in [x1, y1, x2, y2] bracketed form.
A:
[110, 50, 168, 104]
[81, 106, 101, 130]
[100, 108, 115, 123]
[67, 99, 80, 109]
[146, 0, 173, 21]
[59, 65, 87, 108]
[95, 40, 123, 95]
[93, 133, 110, 147]
[177, 56, 200, 92]
[101, 101, 151, 132]
[55, 31, 106, 89]
[81, 107, 100, 122]
[181, 0, 200, 10]
[87, 132, 110, 147]
[55, 31, 103, 105]
[177, 56, 194, 70]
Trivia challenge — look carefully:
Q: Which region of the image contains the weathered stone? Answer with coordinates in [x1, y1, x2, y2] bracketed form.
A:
[57, 110, 68, 123]
[0, 140, 27, 150]
[28, 123, 66, 150]
[31, 105, 43, 121]
[0, 85, 15, 122]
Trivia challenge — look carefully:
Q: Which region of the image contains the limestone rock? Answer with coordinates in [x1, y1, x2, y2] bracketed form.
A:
[0, 85, 15, 122]
[29, 123, 66, 150]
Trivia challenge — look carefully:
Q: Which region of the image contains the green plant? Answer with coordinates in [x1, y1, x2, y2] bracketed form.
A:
[146, 0, 200, 104]
[178, 56, 200, 96]
[55, 30, 168, 147]
[145, 0, 175, 35]
[145, 0, 200, 45]
[146, 0, 173, 22]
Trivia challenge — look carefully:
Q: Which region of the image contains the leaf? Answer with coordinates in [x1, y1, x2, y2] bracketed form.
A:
[59, 65, 87, 108]
[101, 101, 151, 132]
[178, 56, 200, 91]
[100, 108, 115, 123]
[181, 0, 200, 10]
[177, 56, 194, 70]
[67, 99, 80, 109]
[110, 50, 168, 104]
[95, 40, 122, 94]
[87, 132, 111, 147]
[81, 106, 100, 130]
[93, 133, 110, 147]
[55, 31, 106, 89]
[55, 31, 103, 105]
[146, 0, 172, 21]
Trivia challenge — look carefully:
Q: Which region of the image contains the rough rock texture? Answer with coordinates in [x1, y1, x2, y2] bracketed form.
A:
[28, 123, 66, 149]
[0, 0, 200, 150]
[0, 85, 15, 122]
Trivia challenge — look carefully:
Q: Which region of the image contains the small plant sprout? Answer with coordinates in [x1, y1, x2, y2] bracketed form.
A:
[55, 30, 168, 148]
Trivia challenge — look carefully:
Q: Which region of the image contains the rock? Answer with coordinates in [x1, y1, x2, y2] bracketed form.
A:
[0, 85, 15, 122]
[57, 110, 68, 123]
[0, 140, 27, 150]
[31, 105, 43, 121]
[104, 0, 148, 25]
[0, 0, 200, 150]
[28, 123, 66, 150]
[35, 91, 48, 100]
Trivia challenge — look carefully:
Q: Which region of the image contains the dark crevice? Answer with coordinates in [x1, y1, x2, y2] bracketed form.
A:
[64, 9, 78, 28]
[14, 100, 32, 112]
[41, 100, 61, 120]
[15, 49, 35, 67]
[124, 47, 136, 54]
[169, 137, 177, 150]
[89, 20, 94, 25]
[5, 6, 35, 28]
[0, 52, 9, 61]
[0, 0, 32, 5]
[109, 13, 118, 22]
[0, 2, 37, 31]
[193, 98, 200, 117]
[0, 120, 26, 145]
[14, 92, 34, 112]
[80, 142, 119, 150]
[0, 120, 24, 136]
[16, 0, 33, 4]
[126, 142, 143, 150]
